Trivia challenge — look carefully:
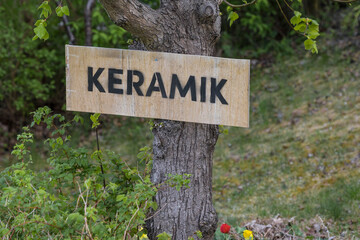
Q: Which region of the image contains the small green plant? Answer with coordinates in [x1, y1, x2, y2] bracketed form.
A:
[290, 11, 320, 53]
[156, 232, 172, 240]
[0, 107, 191, 239]
[33, 1, 70, 41]
[223, 0, 320, 54]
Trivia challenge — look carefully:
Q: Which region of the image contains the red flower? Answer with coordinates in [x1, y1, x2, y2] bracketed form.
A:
[220, 223, 231, 234]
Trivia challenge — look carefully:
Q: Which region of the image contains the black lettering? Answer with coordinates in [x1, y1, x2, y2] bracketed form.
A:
[169, 74, 196, 101]
[127, 70, 144, 96]
[200, 77, 206, 102]
[108, 68, 123, 94]
[146, 72, 167, 98]
[88, 67, 105, 92]
[210, 78, 228, 105]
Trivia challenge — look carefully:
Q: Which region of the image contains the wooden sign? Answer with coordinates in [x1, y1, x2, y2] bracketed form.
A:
[66, 45, 250, 127]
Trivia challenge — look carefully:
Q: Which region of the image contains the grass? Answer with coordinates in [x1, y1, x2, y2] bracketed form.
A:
[213, 38, 360, 238]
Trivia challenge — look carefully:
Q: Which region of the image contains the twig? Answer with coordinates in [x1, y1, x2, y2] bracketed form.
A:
[317, 215, 331, 239]
[144, 203, 168, 221]
[121, 206, 140, 240]
[275, 0, 294, 31]
[222, 0, 257, 8]
[277, 227, 305, 240]
[5, 221, 63, 240]
[95, 127, 106, 190]
[55, 0, 76, 44]
[62, 13, 76, 44]
[84, 187, 94, 240]
[76, 181, 94, 240]
[283, 0, 295, 12]
[333, 0, 358, 2]
[85, 0, 96, 46]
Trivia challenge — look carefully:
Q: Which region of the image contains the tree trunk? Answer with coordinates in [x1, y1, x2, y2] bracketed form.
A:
[149, 121, 219, 240]
[99, 0, 222, 239]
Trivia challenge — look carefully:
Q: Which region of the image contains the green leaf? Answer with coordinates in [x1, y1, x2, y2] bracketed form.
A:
[67, 213, 84, 224]
[311, 43, 318, 54]
[308, 23, 319, 32]
[116, 194, 127, 203]
[34, 24, 49, 40]
[149, 201, 158, 211]
[62, 6, 70, 16]
[56, 6, 70, 17]
[196, 230, 203, 239]
[304, 39, 315, 50]
[156, 232, 172, 240]
[308, 30, 320, 39]
[290, 16, 301, 25]
[294, 11, 301, 17]
[294, 23, 306, 32]
[56, 6, 64, 17]
[73, 114, 84, 124]
[84, 178, 92, 189]
[34, 20, 44, 27]
[228, 11, 239, 27]
[38, 1, 52, 18]
[38, 1, 49, 10]
[90, 113, 101, 128]
[311, 19, 319, 26]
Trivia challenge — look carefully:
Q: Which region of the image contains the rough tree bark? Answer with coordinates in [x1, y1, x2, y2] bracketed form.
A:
[99, 0, 222, 239]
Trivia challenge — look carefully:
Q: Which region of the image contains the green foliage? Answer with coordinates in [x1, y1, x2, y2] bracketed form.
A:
[0, 0, 63, 130]
[0, 107, 191, 239]
[56, 5, 70, 18]
[227, 7, 239, 27]
[196, 230, 203, 239]
[342, 2, 360, 32]
[167, 174, 191, 191]
[33, 20, 49, 41]
[220, 0, 295, 58]
[38, 1, 52, 18]
[156, 232, 172, 240]
[0, 0, 133, 145]
[33, 1, 70, 41]
[290, 11, 320, 53]
[219, 125, 229, 135]
[221, 0, 323, 56]
[90, 113, 101, 129]
[91, 4, 131, 47]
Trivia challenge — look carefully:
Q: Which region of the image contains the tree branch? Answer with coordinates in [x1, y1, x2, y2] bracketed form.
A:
[55, 0, 76, 44]
[85, 0, 96, 46]
[221, 0, 257, 8]
[62, 15, 76, 45]
[98, 0, 162, 44]
[333, 0, 358, 2]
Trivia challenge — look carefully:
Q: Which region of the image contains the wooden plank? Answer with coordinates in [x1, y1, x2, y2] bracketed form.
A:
[66, 45, 250, 127]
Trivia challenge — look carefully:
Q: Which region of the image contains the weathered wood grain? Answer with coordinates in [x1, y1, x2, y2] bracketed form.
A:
[66, 45, 250, 127]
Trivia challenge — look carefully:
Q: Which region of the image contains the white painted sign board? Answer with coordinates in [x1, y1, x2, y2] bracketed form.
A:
[66, 45, 250, 127]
